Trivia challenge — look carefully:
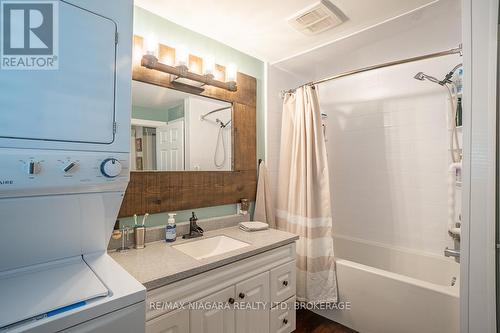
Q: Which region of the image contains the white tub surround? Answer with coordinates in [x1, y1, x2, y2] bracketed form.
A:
[277, 86, 337, 303]
[110, 227, 298, 333]
[316, 235, 459, 333]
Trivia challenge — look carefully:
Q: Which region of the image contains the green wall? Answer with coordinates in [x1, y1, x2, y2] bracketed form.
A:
[167, 104, 184, 122]
[132, 103, 184, 123]
[120, 204, 238, 228]
[124, 7, 265, 227]
[132, 105, 168, 122]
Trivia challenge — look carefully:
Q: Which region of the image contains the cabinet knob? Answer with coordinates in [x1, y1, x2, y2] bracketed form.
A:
[228, 297, 235, 304]
[283, 318, 288, 325]
[238, 292, 245, 299]
[283, 280, 289, 287]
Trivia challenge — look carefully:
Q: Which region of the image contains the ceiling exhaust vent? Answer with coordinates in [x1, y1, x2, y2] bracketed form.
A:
[288, 0, 347, 36]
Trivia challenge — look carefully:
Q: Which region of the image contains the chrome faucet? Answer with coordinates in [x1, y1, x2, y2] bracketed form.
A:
[183, 212, 204, 239]
[444, 247, 460, 259]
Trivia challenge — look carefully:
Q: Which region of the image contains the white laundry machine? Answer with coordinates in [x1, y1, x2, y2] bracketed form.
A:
[0, 0, 145, 332]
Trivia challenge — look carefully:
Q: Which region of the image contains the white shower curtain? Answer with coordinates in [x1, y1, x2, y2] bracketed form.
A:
[277, 85, 338, 303]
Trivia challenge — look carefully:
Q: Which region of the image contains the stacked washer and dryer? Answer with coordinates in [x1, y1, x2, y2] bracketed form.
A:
[0, 1, 146, 332]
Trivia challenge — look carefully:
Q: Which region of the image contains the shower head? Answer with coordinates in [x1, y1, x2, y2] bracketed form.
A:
[414, 72, 426, 81]
[414, 63, 463, 86]
[413, 72, 442, 85]
[216, 118, 231, 128]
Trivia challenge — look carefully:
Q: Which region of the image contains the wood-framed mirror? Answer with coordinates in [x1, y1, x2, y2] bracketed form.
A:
[118, 36, 257, 217]
[131, 80, 234, 172]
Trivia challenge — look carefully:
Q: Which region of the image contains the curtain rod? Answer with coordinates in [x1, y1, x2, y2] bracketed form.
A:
[200, 106, 232, 120]
[281, 45, 462, 97]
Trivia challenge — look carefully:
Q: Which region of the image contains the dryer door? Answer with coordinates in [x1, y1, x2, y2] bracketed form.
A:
[0, 1, 117, 144]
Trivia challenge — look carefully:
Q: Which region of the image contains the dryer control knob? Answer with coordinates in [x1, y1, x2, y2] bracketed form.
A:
[100, 158, 122, 178]
[27, 161, 41, 175]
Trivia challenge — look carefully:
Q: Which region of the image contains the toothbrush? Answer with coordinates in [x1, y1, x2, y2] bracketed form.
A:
[134, 214, 138, 226]
[141, 213, 149, 226]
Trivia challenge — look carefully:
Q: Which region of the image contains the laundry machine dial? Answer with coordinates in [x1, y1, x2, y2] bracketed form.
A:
[100, 158, 122, 178]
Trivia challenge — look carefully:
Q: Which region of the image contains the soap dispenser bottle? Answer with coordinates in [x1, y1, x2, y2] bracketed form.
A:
[165, 213, 177, 242]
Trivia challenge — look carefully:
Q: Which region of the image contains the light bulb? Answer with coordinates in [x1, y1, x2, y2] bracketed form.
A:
[226, 63, 237, 82]
[145, 35, 158, 56]
[203, 55, 215, 76]
[161, 55, 174, 66]
[176, 45, 189, 68]
[190, 61, 200, 73]
[133, 46, 143, 63]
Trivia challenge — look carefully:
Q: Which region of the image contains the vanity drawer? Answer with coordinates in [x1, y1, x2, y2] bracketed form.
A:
[270, 297, 296, 333]
[270, 261, 296, 304]
[146, 308, 189, 333]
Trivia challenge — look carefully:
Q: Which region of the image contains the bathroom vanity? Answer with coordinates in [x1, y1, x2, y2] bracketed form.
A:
[111, 33, 286, 332]
[110, 227, 298, 333]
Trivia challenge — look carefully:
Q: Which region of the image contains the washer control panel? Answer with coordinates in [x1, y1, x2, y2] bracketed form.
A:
[0, 149, 129, 197]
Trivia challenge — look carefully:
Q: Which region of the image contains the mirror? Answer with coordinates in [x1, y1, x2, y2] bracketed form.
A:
[131, 81, 233, 171]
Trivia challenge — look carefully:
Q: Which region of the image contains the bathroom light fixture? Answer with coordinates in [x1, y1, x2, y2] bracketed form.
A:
[133, 45, 143, 64]
[145, 35, 158, 56]
[161, 54, 174, 66]
[141, 43, 238, 92]
[226, 63, 237, 83]
[203, 55, 215, 77]
[175, 45, 189, 68]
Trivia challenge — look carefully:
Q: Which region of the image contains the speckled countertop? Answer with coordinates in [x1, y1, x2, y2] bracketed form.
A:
[109, 226, 299, 290]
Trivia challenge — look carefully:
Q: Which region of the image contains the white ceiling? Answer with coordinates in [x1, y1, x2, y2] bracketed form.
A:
[132, 81, 185, 109]
[274, 0, 460, 80]
[134, 0, 437, 63]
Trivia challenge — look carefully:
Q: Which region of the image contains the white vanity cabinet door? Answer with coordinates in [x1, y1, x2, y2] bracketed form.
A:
[146, 308, 189, 333]
[190, 286, 236, 333]
[270, 297, 296, 333]
[235, 272, 270, 333]
[270, 261, 296, 304]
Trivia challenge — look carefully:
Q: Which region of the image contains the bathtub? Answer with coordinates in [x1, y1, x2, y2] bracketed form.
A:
[315, 235, 460, 333]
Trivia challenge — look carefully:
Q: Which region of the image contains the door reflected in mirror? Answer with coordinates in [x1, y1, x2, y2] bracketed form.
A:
[131, 81, 232, 171]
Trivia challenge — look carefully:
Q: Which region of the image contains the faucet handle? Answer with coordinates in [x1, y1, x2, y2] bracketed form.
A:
[444, 247, 460, 258]
[121, 226, 129, 238]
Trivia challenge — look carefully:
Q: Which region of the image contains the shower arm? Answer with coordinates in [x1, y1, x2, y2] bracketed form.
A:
[441, 63, 463, 85]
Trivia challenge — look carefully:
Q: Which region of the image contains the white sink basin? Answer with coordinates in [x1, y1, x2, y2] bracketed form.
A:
[173, 235, 250, 260]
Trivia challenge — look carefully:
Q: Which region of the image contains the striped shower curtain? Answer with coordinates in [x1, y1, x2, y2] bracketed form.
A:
[277, 85, 338, 303]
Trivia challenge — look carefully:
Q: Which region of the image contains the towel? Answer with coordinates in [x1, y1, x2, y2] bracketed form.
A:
[253, 161, 276, 228]
[239, 221, 269, 232]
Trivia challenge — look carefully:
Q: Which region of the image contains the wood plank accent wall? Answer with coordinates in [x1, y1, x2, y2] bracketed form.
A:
[118, 36, 258, 217]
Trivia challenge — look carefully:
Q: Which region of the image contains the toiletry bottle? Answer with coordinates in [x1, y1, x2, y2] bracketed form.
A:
[456, 97, 462, 127]
[165, 213, 177, 242]
[455, 68, 463, 95]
